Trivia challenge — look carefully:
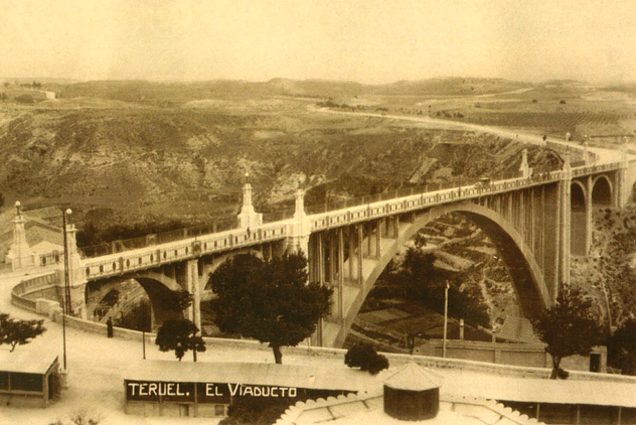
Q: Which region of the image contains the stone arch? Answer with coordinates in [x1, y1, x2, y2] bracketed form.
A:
[570, 181, 587, 211]
[592, 175, 613, 206]
[202, 248, 264, 292]
[570, 181, 588, 256]
[332, 201, 550, 347]
[86, 270, 185, 329]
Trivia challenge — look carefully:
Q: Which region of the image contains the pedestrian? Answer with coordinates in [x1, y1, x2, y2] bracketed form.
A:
[106, 318, 114, 338]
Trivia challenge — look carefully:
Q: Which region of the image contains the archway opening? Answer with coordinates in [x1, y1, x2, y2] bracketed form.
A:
[592, 176, 612, 206]
[344, 211, 542, 353]
[570, 182, 588, 256]
[86, 277, 183, 331]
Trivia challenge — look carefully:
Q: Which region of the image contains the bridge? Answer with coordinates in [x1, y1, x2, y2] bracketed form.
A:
[9, 145, 636, 347]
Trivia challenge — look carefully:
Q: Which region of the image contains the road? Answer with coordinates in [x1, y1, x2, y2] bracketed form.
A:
[314, 107, 628, 163]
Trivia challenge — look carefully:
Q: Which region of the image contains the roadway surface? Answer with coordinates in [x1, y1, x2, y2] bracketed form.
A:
[315, 107, 628, 163]
[1, 270, 635, 425]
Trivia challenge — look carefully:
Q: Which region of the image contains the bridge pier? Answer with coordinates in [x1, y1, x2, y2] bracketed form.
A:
[59, 222, 87, 319]
[182, 259, 202, 331]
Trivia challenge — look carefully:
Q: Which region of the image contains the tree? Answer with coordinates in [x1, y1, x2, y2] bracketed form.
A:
[155, 319, 205, 361]
[608, 318, 636, 375]
[0, 313, 46, 352]
[209, 253, 332, 364]
[344, 342, 389, 375]
[533, 286, 604, 379]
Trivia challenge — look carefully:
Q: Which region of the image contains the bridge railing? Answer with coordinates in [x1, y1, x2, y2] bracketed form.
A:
[80, 217, 238, 258]
[303, 177, 504, 215]
[11, 272, 59, 312]
[570, 161, 624, 177]
[308, 169, 561, 230]
[83, 220, 291, 280]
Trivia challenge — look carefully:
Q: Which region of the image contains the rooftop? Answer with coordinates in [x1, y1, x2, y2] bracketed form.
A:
[383, 362, 442, 391]
[0, 347, 58, 374]
[275, 392, 543, 425]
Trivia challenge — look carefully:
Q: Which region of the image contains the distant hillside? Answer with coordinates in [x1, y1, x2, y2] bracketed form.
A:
[0, 101, 559, 229]
[51, 77, 529, 104]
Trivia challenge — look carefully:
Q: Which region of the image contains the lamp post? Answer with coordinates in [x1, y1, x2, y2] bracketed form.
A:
[442, 280, 449, 358]
[61, 208, 72, 371]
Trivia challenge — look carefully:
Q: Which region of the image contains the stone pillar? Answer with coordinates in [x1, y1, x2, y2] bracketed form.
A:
[7, 201, 36, 271]
[338, 227, 344, 323]
[617, 140, 629, 207]
[519, 148, 532, 179]
[65, 223, 87, 318]
[375, 220, 381, 258]
[585, 175, 593, 255]
[329, 231, 339, 319]
[316, 233, 325, 345]
[348, 226, 355, 281]
[186, 259, 202, 331]
[237, 175, 263, 230]
[357, 225, 363, 285]
[288, 189, 311, 257]
[558, 156, 572, 289]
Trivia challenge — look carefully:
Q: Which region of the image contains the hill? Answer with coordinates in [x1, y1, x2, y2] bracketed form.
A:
[0, 99, 558, 231]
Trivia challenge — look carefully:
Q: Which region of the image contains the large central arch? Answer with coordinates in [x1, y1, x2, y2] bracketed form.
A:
[329, 201, 550, 347]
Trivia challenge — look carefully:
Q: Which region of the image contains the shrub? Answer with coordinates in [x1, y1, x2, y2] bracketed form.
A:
[345, 343, 389, 375]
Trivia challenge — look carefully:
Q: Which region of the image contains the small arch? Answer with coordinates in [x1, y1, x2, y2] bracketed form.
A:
[592, 175, 613, 206]
[570, 181, 588, 256]
[570, 181, 587, 212]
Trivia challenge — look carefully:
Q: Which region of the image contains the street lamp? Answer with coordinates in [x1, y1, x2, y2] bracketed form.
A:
[61, 208, 72, 371]
[442, 280, 449, 358]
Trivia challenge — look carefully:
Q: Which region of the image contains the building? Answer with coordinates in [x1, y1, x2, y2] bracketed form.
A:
[123, 361, 377, 418]
[276, 362, 543, 425]
[0, 348, 59, 408]
[0, 205, 63, 269]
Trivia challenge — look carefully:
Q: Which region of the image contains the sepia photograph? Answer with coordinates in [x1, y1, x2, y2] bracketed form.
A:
[1, 1, 636, 424]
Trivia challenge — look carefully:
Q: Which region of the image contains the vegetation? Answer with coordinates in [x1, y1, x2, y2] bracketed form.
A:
[155, 319, 205, 361]
[533, 286, 604, 379]
[607, 318, 636, 375]
[49, 409, 101, 425]
[77, 219, 191, 248]
[344, 342, 389, 374]
[0, 313, 46, 352]
[394, 248, 490, 327]
[115, 299, 151, 332]
[208, 252, 332, 364]
[162, 289, 194, 312]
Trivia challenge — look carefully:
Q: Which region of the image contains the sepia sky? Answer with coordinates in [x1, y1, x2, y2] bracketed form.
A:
[2, 0, 636, 83]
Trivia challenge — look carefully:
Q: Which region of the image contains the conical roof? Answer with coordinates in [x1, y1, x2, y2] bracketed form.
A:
[383, 362, 443, 392]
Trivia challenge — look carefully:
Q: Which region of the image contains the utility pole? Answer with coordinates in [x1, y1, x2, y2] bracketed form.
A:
[442, 280, 449, 358]
[62, 208, 72, 371]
